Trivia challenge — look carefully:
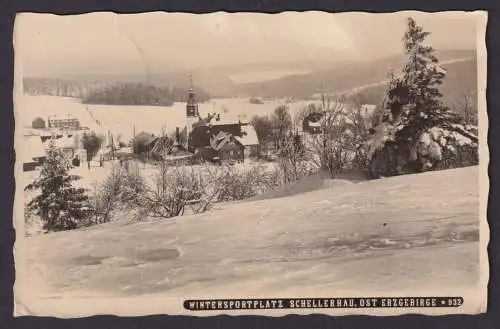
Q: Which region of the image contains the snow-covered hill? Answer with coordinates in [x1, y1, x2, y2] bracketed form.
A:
[15, 166, 486, 317]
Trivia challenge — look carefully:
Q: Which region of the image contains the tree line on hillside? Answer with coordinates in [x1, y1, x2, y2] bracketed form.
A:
[23, 78, 211, 106]
[82, 83, 211, 106]
[24, 17, 479, 234]
[23, 78, 106, 99]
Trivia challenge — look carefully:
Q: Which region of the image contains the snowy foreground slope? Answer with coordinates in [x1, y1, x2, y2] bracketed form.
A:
[16, 166, 485, 317]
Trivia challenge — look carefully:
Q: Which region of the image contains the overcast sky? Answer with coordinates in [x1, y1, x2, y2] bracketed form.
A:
[14, 11, 482, 77]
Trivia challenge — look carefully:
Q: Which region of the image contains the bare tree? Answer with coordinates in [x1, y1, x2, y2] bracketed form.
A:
[250, 115, 274, 155]
[276, 132, 314, 184]
[455, 89, 478, 126]
[306, 97, 372, 177]
[271, 105, 293, 151]
[347, 96, 373, 170]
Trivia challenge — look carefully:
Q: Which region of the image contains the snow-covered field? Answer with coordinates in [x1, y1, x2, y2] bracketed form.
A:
[14, 166, 486, 317]
[87, 97, 313, 143]
[15, 94, 315, 144]
[15, 95, 105, 135]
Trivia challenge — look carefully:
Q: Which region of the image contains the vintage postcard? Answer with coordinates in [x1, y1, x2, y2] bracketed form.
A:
[13, 11, 488, 317]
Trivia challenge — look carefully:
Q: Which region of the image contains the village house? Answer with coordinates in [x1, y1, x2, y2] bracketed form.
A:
[234, 124, 259, 157]
[189, 119, 258, 147]
[219, 140, 244, 163]
[301, 103, 378, 135]
[211, 132, 245, 163]
[47, 114, 80, 130]
[183, 77, 260, 162]
[302, 112, 324, 135]
[31, 117, 46, 129]
[40, 131, 63, 143]
[21, 134, 78, 172]
[132, 131, 156, 155]
[187, 118, 259, 162]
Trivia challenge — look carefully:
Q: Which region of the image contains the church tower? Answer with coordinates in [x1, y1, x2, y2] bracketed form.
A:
[185, 75, 200, 145]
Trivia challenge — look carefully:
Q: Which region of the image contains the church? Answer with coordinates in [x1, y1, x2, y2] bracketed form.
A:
[173, 77, 260, 163]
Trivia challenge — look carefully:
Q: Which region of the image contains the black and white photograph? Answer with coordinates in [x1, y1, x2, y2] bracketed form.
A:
[13, 10, 488, 317]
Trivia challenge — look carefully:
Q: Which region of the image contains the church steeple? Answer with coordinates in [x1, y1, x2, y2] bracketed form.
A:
[185, 75, 200, 151]
[186, 75, 199, 118]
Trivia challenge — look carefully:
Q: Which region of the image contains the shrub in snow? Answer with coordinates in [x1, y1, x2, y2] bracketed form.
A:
[141, 161, 212, 218]
[271, 105, 293, 150]
[422, 125, 478, 170]
[25, 140, 93, 232]
[134, 161, 299, 218]
[216, 164, 281, 201]
[91, 162, 147, 224]
[364, 17, 479, 178]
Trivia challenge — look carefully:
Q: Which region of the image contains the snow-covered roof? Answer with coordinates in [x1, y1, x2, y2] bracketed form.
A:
[48, 114, 78, 120]
[20, 136, 46, 162]
[51, 136, 75, 149]
[308, 121, 321, 127]
[119, 147, 133, 154]
[40, 131, 55, 137]
[236, 124, 259, 146]
[209, 118, 249, 126]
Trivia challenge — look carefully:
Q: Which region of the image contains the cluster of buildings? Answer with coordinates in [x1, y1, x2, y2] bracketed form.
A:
[22, 115, 90, 172]
[183, 78, 260, 163]
[25, 76, 382, 171]
[141, 77, 260, 164]
[21, 78, 379, 172]
[23, 77, 262, 171]
[133, 79, 378, 165]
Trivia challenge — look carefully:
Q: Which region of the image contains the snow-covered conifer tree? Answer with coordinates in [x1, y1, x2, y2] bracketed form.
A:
[366, 17, 478, 177]
[25, 140, 93, 232]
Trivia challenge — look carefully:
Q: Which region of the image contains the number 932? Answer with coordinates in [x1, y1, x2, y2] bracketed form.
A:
[447, 298, 463, 307]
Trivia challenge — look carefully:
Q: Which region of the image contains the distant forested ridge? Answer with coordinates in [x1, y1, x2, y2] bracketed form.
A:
[23, 78, 211, 106]
[82, 83, 210, 106]
[24, 78, 105, 98]
[232, 50, 477, 101]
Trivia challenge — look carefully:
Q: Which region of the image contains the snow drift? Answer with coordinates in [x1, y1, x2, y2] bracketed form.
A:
[15, 166, 485, 317]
